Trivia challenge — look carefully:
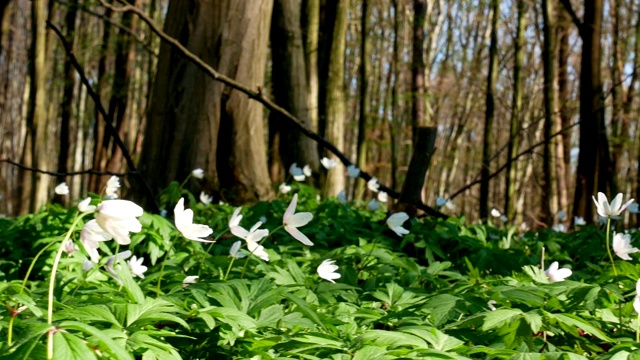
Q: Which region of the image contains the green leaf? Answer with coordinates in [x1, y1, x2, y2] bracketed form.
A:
[401, 327, 464, 351]
[549, 313, 612, 342]
[54, 331, 98, 360]
[481, 309, 523, 331]
[352, 346, 391, 360]
[59, 321, 133, 360]
[361, 330, 428, 348]
[114, 261, 145, 304]
[283, 292, 325, 330]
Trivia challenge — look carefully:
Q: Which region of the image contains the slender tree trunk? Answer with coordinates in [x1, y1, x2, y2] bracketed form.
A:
[480, 0, 499, 221]
[505, 0, 525, 222]
[89, 3, 113, 193]
[389, 0, 402, 192]
[411, 0, 426, 145]
[557, 3, 573, 205]
[104, 0, 139, 179]
[568, 0, 609, 222]
[57, 0, 78, 197]
[20, 0, 49, 214]
[542, 0, 558, 225]
[354, 0, 371, 199]
[304, 0, 319, 133]
[323, 0, 348, 196]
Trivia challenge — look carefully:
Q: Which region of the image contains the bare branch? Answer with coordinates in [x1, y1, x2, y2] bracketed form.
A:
[1, 159, 127, 177]
[99, 0, 446, 218]
[47, 21, 160, 213]
[449, 121, 580, 200]
[559, 0, 583, 36]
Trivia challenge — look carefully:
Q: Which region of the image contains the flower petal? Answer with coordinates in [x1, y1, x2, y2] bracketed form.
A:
[285, 226, 314, 246]
[284, 193, 298, 222]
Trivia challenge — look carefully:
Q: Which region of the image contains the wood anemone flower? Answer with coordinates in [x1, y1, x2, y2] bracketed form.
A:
[592, 192, 634, 218]
[544, 261, 572, 283]
[317, 259, 340, 283]
[283, 193, 314, 246]
[174, 198, 213, 242]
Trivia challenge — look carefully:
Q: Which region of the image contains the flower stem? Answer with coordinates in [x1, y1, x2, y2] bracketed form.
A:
[637, 313, 639, 343]
[156, 243, 175, 296]
[47, 212, 91, 359]
[239, 225, 284, 279]
[197, 229, 229, 278]
[20, 241, 57, 295]
[605, 218, 618, 277]
[224, 257, 236, 281]
[7, 314, 14, 345]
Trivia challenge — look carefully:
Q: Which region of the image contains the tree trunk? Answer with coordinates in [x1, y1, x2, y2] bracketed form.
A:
[104, 0, 139, 179]
[322, 0, 348, 196]
[480, 0, 499, 221]
[411, 0, 426, 145]
[542, 0, 558, 225]
[505, 0, 525, 222]
[567, 0, 609, 222]
[269, 0, 319, 184]
[89, 3, 113, 193]
[57, 0, 78, 198]
[20, 0, 49, 214]
[354, 0, 371, 199]
[138, 0, 274, 206]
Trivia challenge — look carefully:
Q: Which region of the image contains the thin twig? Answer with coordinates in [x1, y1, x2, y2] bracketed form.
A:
[448, 121, 580, 200]
[47, 21, 160, 213]
[99, 0, 446, 218]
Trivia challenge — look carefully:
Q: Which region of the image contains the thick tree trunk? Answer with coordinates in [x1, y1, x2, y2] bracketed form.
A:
[139, 0, 274, 206]
[269, 0, 319, 184]
[480, 0, 499, 221]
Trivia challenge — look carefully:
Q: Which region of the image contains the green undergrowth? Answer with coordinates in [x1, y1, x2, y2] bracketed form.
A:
[2, 185, 640, 359]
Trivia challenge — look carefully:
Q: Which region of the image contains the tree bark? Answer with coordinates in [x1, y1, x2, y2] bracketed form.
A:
[139, 0, 274, 206]
[411, 0, 426, 145]
[480, 0, 499, 221]
[269, 0, 319, 184]
[542, 0, 558, 225]
[322, 0, 348, 196]
[57, 0, 78, 196]
[20, 0, 49, 214]
[505, 0, 525, 222]
[354, 0, 371, 199]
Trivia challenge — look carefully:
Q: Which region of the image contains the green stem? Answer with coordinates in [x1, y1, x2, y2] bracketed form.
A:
[196, 229, 229, 278]
[359, 225, 388, 274]
[47, 212, 92, 359]
[637, 313, 639, 343]
[178, 175, 192, 192]
[7, 314, 14, 345]
[605, 218, 618, 277]
[224, 257, 236, 281]
[239, 225, 284, 279]
[156, 243, 175, 296]
[605, 218, 624, 330]
[20, 241, 58, 295]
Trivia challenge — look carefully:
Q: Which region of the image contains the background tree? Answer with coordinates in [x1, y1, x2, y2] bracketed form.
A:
[137, 0, 274, 205]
